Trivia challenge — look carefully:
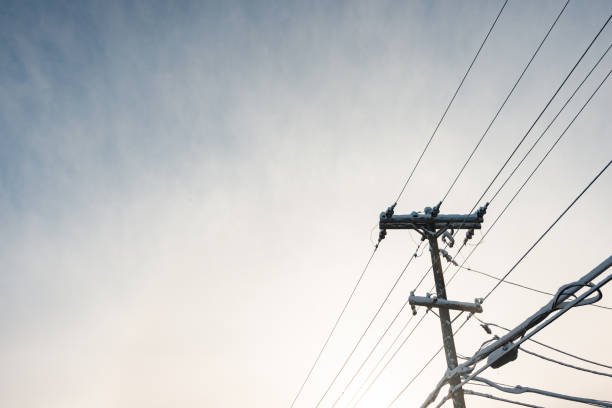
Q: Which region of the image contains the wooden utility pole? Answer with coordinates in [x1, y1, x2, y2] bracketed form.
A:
[379, 202, 488, 408]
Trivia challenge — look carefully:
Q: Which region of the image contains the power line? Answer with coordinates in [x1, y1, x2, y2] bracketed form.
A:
[329, 247, 425, 408]
[356, 84, 609, 404]
[345, 7, 579, 393]
[488, 41, 612, 204]
[295, 3, 512, 404]
[337, 7, 610, 408]
[397, 160, 612, 407]
[461, 11, 611, 219]
[352, 312, 431, 407]
[519, 347, 612, 378]
[446, 60, 612, 294]
[289, 247, 377, 408]
[483, 159, 611, 302]
[463, 389, 544, 408]
[383, 314, 473, 408]
[394, 0, 509, 204]
[470, 376, 612, 408]
[346, 307, 418, 407]
[449, 260, 612, 402]
[314, 244, 422, 407]
[460, 265, 612, 310]
[440, 0, 570, 204]
[474, 316, 612, 370]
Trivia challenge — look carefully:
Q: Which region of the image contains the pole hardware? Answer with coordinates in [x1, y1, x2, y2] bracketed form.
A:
[409, 292, 484, 315]
[378, 201, 488, 408]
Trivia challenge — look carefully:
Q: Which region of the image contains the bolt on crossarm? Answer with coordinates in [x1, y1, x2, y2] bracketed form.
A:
[379, 202, 488, 408]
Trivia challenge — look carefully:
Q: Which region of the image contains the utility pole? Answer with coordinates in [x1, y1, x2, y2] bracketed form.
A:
[379, 202, 488, 408]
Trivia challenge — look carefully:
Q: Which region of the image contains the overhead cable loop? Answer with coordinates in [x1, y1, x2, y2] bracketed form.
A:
[519, 347, 612, 378]
[463, 389, 545, 408]
[440, 0, 571, 204]
[394, 0, 509, 204]
[288, 247, 377, 408]
[314, 244, 421, 408]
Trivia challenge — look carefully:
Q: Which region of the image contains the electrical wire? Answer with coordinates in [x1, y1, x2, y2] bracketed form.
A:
[470, 376, 612, 407]
[460, 12, 611, 220]
[364, 86, 610, 407]
[383, 314, 473, 408]
[288, 247, 378, 408]
[483, 159, 611, 302]
[394, 0, 509, 204]
[488, 41, 612, 204]
[519, 346, 612, 378]
[312, 6, 510, 400]
[464, 389, 545, 408]
[440, 0, 570, 204]
[452, 271, 612, 400]
[346, 311, 418, 408]
[314, 244, 422, 407]
[446, 62, 612, 295]
[395, 160, 612, 407]
[474, 316, 612, 370]
[349, 251, 459, 407]
[329, 247, 424, 408]
[352, 312, 430, 407]
[338, 8, 609, 408]
[460, 265, 612, 310]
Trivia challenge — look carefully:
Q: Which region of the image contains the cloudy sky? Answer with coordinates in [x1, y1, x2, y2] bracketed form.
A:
[1, 0, 611, 407]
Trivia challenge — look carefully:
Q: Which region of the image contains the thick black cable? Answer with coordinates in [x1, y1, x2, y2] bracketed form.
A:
[440, 0, 570, 203]
[314, 244, 421, 407]
[394, 0, 509, 204]
[289, 247, 377, 408]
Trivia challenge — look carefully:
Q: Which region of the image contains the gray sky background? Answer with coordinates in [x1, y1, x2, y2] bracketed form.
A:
[1, 1, 611, 407]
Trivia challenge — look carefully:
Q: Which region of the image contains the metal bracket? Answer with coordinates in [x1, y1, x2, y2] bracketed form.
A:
[409, 292, 483, 314]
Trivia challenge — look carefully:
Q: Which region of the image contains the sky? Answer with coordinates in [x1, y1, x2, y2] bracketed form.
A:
[1, 0, 611, 407]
